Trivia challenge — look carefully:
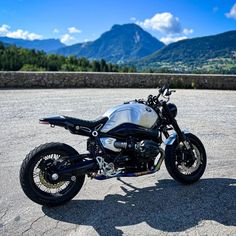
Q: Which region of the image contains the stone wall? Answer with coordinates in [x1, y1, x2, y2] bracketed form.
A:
[0, 72, 235, 89]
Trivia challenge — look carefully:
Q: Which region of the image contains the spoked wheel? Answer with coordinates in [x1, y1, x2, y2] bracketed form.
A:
[20, 143, 85, 206]
[165, 133, 207, 184]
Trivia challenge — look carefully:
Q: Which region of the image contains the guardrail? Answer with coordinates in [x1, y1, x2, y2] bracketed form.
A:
[0, 72, 235, 89]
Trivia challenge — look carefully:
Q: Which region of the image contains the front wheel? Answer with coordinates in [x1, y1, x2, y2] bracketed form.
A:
[20, 142, 85, 206]
[165, 133, 207, 184]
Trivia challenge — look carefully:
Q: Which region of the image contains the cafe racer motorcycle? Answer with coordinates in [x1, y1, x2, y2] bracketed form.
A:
[20, 86, 207, 206]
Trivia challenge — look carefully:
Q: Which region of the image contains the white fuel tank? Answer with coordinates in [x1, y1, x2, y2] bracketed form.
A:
[101, 102, 158, 133]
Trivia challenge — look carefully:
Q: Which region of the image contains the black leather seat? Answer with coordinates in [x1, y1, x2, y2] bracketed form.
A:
[63, 116, 108, 128]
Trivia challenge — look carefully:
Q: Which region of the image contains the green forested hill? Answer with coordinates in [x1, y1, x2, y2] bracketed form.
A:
[0, 43, 136, 72]
[140, 30, 236, 73]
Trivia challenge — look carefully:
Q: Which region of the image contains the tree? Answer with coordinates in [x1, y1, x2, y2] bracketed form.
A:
[20, 64, 45, 71]
[92, 60, 100, 72]
[100, 59, 108, 72]
[0, 43, 136, 73]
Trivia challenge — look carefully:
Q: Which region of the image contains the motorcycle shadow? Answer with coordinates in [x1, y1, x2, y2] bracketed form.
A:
[42, 178, 236, 235]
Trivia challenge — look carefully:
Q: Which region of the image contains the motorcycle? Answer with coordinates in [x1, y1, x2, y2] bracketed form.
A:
[20, 85, 207, 206]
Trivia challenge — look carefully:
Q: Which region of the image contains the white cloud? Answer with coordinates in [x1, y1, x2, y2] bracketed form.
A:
[0, 24, 10, 35]
[6, 29, 42, 40]
[0, 24, 42, 40]
[160, 36, 188, 45]
[136, 13, 194, 44]
[183, 28, 194, 35]
[68, 27, 81, 34]
[137, 12, 182, 34]
[130, 17, 136, 21]
[53, 28, 59, 33]
[60, 34, 74, 43]
[226, 3, 236, 19]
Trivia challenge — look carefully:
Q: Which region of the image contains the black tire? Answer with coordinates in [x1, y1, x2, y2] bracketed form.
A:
[165, 133, 207, 184]
[20, 142, 85, 206]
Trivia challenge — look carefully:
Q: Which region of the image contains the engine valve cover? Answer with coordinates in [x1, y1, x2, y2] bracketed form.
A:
[135, 140, 160, 161]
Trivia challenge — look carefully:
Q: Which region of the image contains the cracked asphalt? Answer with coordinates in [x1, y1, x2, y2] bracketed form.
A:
[0, 89, 235, 236]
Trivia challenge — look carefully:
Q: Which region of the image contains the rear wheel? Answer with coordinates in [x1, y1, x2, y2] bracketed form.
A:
[20, 142, 85, 206]
[165, 133, 207, 184]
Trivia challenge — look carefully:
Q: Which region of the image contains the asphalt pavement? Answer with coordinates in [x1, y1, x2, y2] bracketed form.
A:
[0, 89, 235, 236]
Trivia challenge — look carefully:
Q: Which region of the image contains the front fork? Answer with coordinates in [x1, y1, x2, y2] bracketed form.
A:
[162, 102, 195, 157]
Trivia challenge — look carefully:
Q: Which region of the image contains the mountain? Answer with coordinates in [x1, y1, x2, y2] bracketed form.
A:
[140, 30, 236, 72]
[0, 37, 65, 52]
[55, 23, 165, 63]
[1, 25, 235, 73]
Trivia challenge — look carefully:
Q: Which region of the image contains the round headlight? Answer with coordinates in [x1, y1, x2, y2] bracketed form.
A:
[167, 103, 177, 118]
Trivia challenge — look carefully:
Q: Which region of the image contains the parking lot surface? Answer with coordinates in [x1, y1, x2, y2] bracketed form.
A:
[0, 89, 235, 236]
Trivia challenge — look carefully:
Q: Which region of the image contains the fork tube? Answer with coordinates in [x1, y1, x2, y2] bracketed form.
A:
[162, 102, 186, 142]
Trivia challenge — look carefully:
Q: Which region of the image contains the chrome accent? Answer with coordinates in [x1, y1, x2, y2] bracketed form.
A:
[38, 171, 65, 189]
[101, 103, 158, 133]
[96, 156, 104, 169]
[153, 147, 165, 171]
[80, 127, 92, 133]
[96, 156, 122, 177]
[164, 129, 190, 145]
[92, 131, 98, 137]
[75, 126, 80, 130]
[183, 140, 191, 150]
[51, 173, 59, 181]
[100, 138, 121, 152]
[71, 176, 76, 182]
[114, 141, 127, 149]
[95, 123, 103, 131]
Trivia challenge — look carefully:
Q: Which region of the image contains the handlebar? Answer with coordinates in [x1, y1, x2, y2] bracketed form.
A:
[158, 84, 168, 94]
[158, 85, 176, 96]
[147, 85, 175, 106]
[134, 85, 175, 107]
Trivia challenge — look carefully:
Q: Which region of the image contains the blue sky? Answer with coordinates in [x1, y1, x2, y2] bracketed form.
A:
[0, 0, 236, 45]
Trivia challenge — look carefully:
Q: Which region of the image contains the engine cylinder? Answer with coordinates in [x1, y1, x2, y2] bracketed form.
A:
[135, 140, 160, 161]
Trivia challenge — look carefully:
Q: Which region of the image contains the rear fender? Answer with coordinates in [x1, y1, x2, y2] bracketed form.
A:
[39, 116, 73, 128]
